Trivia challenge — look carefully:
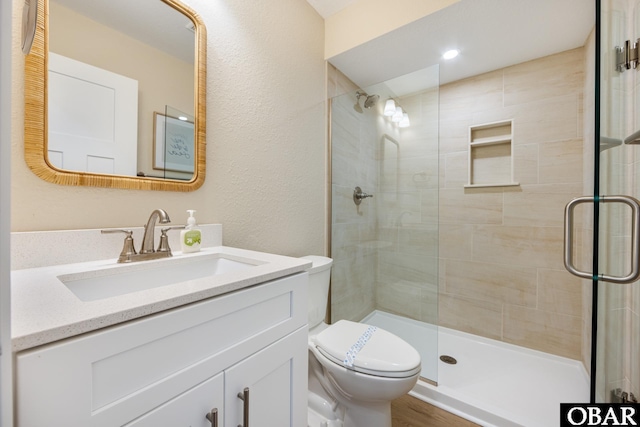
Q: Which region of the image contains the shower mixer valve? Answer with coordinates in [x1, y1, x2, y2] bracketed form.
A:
[353, 186, 373, 206]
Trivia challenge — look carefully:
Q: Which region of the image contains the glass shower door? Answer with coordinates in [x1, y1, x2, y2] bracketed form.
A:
[329, 65, 440, 384]
[593, 0, 640, 404]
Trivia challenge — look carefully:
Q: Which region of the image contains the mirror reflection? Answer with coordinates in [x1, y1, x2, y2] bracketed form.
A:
[48, 0, 195, 180]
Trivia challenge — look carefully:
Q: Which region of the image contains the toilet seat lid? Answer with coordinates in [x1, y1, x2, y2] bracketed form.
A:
[314, 320, 421, 378]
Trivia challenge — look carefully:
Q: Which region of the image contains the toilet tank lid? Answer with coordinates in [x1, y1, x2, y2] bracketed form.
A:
[301, 255, 333, 273]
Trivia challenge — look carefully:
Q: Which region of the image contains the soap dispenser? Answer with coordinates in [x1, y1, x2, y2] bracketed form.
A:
[180, 210, 202, 253]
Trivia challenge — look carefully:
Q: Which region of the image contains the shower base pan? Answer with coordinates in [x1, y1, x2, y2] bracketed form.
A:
[363, 310, 589, 427]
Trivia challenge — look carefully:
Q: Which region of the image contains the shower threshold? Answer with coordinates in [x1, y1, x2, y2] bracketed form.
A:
[362, 310, 589, 427]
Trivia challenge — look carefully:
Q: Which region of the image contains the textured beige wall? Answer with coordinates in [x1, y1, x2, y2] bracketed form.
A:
[438, 48, 586, 360]
[11, 0, 327, 258]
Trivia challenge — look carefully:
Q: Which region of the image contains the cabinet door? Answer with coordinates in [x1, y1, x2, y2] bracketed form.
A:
[225, 327, 308, 427]
[125, 372, 223, 427]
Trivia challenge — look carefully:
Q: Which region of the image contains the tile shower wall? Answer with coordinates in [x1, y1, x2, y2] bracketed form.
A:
[438, 47, 586, 359]
[328, 64, 440, 325]
[329, 48, 590, 361]
[328, 66, 378, 323]
[375, 87, 440, 324]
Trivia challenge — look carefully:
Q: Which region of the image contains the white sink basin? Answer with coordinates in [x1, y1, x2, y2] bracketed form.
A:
[58, 253, 260, 302]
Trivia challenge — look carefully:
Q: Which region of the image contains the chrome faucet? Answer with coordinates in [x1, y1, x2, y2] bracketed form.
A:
[102, 209, 184, 263]
[140, 209, 171, 254]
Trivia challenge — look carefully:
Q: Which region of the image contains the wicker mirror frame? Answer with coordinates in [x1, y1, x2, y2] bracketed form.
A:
[24, 0, 206, 191]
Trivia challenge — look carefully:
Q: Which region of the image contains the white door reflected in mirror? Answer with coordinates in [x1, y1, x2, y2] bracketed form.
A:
[48, 53, 138, 175]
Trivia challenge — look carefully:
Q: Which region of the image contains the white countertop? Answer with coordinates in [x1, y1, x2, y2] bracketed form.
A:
[11, 246, 311, 352]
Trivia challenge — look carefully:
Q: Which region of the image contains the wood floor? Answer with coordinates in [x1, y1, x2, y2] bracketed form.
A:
[391, 394, 480, 427]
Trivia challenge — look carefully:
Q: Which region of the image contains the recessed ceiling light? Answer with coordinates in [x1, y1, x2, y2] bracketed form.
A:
[443, 49, 459, 60]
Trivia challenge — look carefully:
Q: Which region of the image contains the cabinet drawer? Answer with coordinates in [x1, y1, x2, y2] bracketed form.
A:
[16, 272, 307, 427]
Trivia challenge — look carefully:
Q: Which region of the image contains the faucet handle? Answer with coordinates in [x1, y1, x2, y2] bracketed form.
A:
[157, 226, 185, 254]
[101, 229, 137, 263]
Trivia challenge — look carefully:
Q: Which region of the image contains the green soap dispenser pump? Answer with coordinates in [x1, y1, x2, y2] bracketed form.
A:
[180, 210, 201, 253]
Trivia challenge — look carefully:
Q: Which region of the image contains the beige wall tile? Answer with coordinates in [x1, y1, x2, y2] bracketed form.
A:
[379, 251, 438, 287]
[472, 225, 564, 270]
[398, 224, 438, 258]
[330, 253, 377, 323]
[440, 69, 504, 118]
[439, 223, 474, 261]
[420, 286, 439, 324]
[503, 192, 575, 227]
[512, 143, 538, 185]
[444, 152, 469, 188]
[513, 96, 581, 146]
[538, 138, 583, 185]
[398, 155, 439, 190]
[503, 305, 582, 359]
[331, 222, 360, 261]
[504, 48, 584, 107]
[376, 279, 422, 321]
[439, 294, 503, 340]
[420, 189, 439, 224]
[439, 187, 503, 224]
[520, 182, 584, 194]
[538, 269, 584, 317]
[445, 259, 537, 307]
[439, 134, 469, 155]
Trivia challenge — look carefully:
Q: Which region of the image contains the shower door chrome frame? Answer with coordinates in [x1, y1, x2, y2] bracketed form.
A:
[584, 0, 640, 404]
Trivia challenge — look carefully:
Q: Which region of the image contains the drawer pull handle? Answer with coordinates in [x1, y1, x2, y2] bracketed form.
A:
[205, 408, 218, 427]
[237, 387, 250, 427]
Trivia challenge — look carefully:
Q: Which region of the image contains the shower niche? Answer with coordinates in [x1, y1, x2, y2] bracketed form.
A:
[466, 120, 519, 188]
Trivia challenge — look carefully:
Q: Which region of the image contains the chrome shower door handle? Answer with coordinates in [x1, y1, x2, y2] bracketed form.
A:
[564, 195, 640, 284]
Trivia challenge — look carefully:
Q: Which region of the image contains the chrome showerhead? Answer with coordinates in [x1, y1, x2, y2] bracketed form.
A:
[354, 91, 365, 113]
[354, 91, 379, 113]
[363, 94, 379, 109]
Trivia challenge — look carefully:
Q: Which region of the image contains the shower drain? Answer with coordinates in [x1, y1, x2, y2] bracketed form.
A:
[439, 355, 457, 365]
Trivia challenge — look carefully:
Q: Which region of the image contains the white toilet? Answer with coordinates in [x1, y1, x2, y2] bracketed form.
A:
[303, 256, 421, 427]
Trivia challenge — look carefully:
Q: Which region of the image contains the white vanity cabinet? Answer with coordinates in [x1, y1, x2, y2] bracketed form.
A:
[15, 273, 308, 427]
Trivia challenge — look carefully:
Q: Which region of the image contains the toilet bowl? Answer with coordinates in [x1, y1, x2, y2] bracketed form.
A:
[303, 256, 421, 427]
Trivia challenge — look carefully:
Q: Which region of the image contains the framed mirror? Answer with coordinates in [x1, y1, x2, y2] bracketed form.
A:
[24, 0, 206, 191]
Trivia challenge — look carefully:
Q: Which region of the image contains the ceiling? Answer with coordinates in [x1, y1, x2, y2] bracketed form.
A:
[53, 0, 594, 96]
[305, 0, 358, 18]
[308, 0, 595, 94]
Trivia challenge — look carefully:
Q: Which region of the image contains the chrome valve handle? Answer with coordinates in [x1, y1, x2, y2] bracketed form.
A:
[101, 229, 137, 263]
[353, 186, 374, 206]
